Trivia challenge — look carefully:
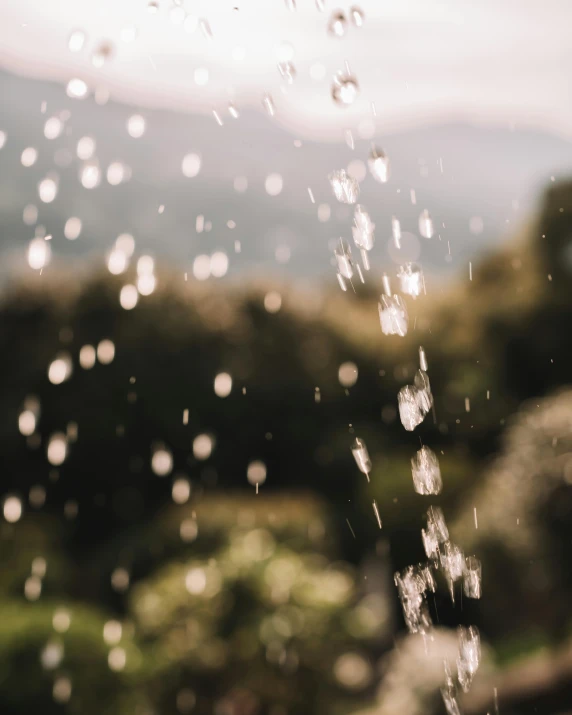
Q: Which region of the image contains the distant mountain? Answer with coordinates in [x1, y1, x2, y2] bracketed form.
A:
[1, 69, 572, 285]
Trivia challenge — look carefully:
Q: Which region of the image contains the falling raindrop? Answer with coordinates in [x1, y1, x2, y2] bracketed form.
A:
[331, 72, 359, 106]
[391, 216, 401, 248]
[327, 11, 348, 37]
[127, 114, 146, 138]
[411, 446, 442, 495]
[350, 6, 365, 27]
[277, 61, 296, 84]
[92, 41, 114, 68]
[38, 175, 59, 203]
[397, 262, 424, 298]
[378, 295, 408, 337]
[351, 438, 371, 481]
[329, 169, 359, 204]
[262, 93, 276, 117]
[80, 162, 101, 189]
[68, 30, 86, 52]
[418, 209, 434, 238]
[368, 147, 390, 183]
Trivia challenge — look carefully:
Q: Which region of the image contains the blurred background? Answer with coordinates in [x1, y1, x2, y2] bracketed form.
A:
[1, 1, 572, 713]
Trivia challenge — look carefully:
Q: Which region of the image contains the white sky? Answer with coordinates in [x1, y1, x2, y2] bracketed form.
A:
[1, 0, 571, 141]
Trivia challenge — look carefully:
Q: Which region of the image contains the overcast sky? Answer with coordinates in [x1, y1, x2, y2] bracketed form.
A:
[2, 0, 572, 141]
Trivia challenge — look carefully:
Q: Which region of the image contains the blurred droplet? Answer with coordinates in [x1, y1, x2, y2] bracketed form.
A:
[329, 170, 359, 204]
[64, 217, 82, 240]
[53, 677, 72, 704]
[339, 361, 358, 387]
[411, 446, 442, 495]
[351, 438, 371, 480]
[193, 254, 210, 281]
[265, 173, 283, 196]
[111, 567, 130, 593]
[214, 372, 232, 397]
[418, 209, 434, 239]
[137, 273, 156, 296]
[19, 409, 36, 436]
[92, 41, 114, 68]
[107, 162, 130, 186]
[172, 478, 191, 504]
[180, 519, 199, 543]
[350, 6, 365, 27]
[247, 460, 267, 486]
[391, 216, 401, 248]
[328, 11, 348, 37]
[44, 116, 63, 140]
[379, 295, 408, 336]
[77, 135, 96, 160]
[368, 147, 390, 183]
[277, 61, 296, 84]
[120, 284, 138, 310]
[27, 237, 51, 269]
[25, 575, 42, 601]
[398, 262, 424, 298]
[262, 93, 276, 117]
[48, 353, 72, 385]
[193, 434, 213, 460]
[53, 609, 71, 633]
[127, 114, 146, 138]
[23, 204, 38, 225]
[47, 433, 68, 466]
[66, 78, 88, 99]
[199, 17, 213, 38]
[182, 153, 201, 177]
[79, 345, 96, 370]
[210, 251, 228, 278]
[108, 647, 127, 672]
[80, 162, 101, 189]
[103, 620, 122, 645]
[68, 29, 86, 52]
[264, 291, 282, 313]
[331, 73, 359, 106]
[152, 447, 173, 476]
[107, 248, 128, 275]
[41, 641, 64, 670]
[21, 147, 38, 167]
[38, 175, 58, 203]
[3, 495, 22, 523]
[97, 339, 115, 365]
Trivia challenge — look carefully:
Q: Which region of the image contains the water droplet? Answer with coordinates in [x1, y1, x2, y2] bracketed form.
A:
[262, 93, 276, 117]
[66, 78, 88, 99]
[199, 17, 213, 38]
[38, 175, 58, 203]
[368, 147, 390, 183]
[21, 147, 38, 167]
[80, 162, 101, 189]
[68, 30, 86, 52]
[350, 6, 364, 27]
[127, 114, 146, 138]
[418, 209, 434, 239]
[329, 169, 359, 204]
[92, 41, 114, 68]
[328, 11, 348, 37]
[331, 72, 359, 107]
[277, 61, 296, 84]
